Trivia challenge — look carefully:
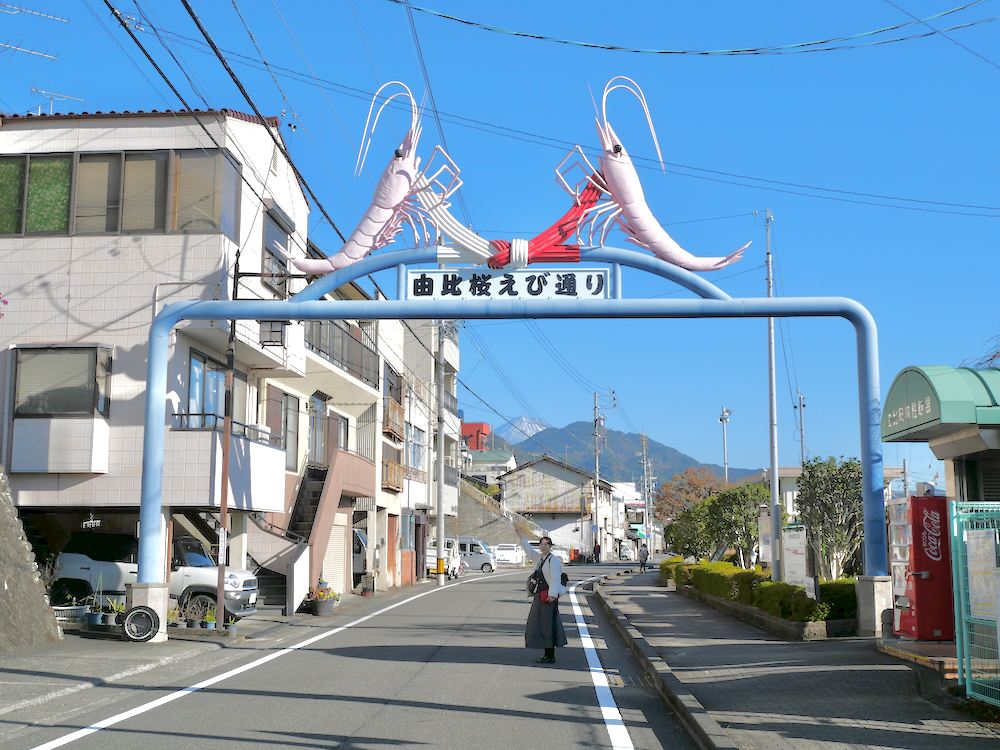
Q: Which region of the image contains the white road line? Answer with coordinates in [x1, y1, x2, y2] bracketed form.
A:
[28, 575, 491, 750]
[569, 577, 635, 750]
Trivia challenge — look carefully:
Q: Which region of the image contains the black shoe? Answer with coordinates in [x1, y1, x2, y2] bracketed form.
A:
[535, 655, 555, 664]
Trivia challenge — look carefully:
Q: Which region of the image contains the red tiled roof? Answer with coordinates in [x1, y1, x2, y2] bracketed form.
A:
[0, 109, 280, 128]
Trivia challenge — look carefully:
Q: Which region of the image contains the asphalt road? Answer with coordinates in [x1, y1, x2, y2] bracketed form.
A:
[2, 565, 696, 750]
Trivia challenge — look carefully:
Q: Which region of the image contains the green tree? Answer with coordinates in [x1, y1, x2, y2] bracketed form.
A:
[663, 500, 715, 560]
[654, 466, 727, 520]
[704, 484, 769, 568]
[795, 456, 863, 580]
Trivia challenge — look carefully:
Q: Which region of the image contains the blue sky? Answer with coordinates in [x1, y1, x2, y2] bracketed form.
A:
[5, 1, 998, 486]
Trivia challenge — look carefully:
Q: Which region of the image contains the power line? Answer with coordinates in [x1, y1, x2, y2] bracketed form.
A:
[179, 0, 347, 243]
[882, 0, 1000, 71]
[135, 25, 1000, 218]
[383, 0, 996, 56]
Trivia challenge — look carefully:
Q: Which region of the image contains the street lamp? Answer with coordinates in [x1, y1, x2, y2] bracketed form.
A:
[719, 407, 731, 485]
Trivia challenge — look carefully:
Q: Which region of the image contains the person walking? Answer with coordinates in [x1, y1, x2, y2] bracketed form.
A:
[639, 543, 649, 574]
[524, 536, 568, 664]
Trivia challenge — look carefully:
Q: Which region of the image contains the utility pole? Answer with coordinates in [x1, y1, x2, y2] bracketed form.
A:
[718, 407, 731, 485]
[766, 209, 782, 582]
[593, 390, 616, 562]
[794, 389, 806, 466]
[436, 321, 446, 586]
[638, 433, 655, 545]
[216, 248, 241, 627]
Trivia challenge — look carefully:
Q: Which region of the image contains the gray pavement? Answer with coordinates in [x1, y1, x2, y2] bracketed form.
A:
[600, 571, 1000, 750]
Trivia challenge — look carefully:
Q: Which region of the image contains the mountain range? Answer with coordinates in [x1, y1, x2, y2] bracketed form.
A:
[494, 416, 551, 444]
[492, 420, 758, 485]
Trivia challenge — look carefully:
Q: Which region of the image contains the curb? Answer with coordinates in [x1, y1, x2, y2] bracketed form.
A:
[593, 580, 738, 750]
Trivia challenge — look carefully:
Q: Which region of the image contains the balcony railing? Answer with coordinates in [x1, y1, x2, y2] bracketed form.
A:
[175, 414, 275, 446]
[382, 398, 404, 441]
[441, 390, 458, 415]
[444, 463, 458, 487]
[382, 459, 404, 492]
[304, 319, 379, 389]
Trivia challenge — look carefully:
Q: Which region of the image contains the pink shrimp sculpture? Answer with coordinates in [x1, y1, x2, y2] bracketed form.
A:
[278, 82, 460, 275]
[557, 77, 750, 272]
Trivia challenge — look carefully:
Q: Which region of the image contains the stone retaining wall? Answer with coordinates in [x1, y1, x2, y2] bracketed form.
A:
[0, 467, 61, 652]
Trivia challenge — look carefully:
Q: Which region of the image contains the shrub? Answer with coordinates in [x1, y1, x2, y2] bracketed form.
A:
[819, 578, 857, 620]
[732, 570, 766, 604]
[690, 562, 742, 600]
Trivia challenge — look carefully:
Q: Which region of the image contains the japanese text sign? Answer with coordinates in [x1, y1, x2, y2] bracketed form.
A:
[406, 268, 610, 301]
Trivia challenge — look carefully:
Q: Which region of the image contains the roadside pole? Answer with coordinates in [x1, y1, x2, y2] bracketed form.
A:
[436, 321, 446, 586]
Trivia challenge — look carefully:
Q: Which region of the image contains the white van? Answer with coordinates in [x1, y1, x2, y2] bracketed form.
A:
[458, 537, 497, 573]
[426, 537, 461, 579]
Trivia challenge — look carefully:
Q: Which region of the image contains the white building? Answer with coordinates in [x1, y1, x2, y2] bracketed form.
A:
[0, 109, 458, 609]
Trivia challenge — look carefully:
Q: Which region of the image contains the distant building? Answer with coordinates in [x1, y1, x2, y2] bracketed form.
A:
[465, 449, 516, 486]
[462, 422, 491, 450]
[736, 466, 904, 517]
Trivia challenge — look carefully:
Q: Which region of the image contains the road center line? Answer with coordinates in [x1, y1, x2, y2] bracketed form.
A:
[569, 577, 635, 750]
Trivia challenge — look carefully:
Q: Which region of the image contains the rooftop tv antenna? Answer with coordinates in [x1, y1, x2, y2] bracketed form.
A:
[1, 4, 66, 62]
[31, 87, 83, 114]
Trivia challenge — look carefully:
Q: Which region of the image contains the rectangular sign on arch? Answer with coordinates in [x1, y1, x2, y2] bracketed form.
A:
[406, 268, 610, 301]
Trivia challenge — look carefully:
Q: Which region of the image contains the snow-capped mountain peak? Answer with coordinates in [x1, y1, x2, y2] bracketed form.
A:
[495, 416, 551, 444]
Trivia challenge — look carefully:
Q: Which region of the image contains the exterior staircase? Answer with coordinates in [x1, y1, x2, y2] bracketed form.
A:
[288, 466, 327, 538]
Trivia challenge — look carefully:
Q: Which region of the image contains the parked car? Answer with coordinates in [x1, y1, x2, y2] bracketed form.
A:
[528, 539, 571, 564]
[492, 543, 526, 565]
[53, 532, 259, 619]
[458, 537, 497, 573]
[426, 537, 461, 579]
[619, 544, 637, 561]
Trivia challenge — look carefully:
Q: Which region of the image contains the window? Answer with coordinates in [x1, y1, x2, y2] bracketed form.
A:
[122, 153, 167, 231]
[0, 148, 236, 238]
[405, 423, 426, 469]
[172, 150, 239, 241]
[188, 350, 246, 429]
[262, 213, 289, 298]
[13, 346, 112, 418]
[26, 155, 71, 233]
[75, 154, 121, 233]
[283, 394, 300, 471]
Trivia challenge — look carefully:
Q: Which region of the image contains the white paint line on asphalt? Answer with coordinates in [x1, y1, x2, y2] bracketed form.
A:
[569, 577, 635, 750]
[27, 574, 501, 750]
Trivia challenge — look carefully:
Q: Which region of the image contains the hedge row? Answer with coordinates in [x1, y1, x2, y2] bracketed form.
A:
[661, 560, 857, 622]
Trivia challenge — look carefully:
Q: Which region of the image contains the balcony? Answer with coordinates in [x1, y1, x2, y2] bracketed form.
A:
[163, 419, 286, 512]
[382, 459, 404, 492]
[304, 320, 379, 389]
[441, 390, 458, 415]
[382, 397, 404, 441]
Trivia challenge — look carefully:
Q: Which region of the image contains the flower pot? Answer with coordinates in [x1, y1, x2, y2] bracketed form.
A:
[52, 604, 87, 623]
[101, 613, 113, 625]
[312, 599, 336, 617]
[173, 620, 187, 629]
[205, 621, 216, 630]
[224, 623, 238, 635]
[87, 612, 103, 626]
[186, 618, 200, 628]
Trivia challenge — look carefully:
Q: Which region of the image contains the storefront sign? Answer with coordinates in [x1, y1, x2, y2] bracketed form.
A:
[882, 369, 940, 439]
[406, 268, 610, 301]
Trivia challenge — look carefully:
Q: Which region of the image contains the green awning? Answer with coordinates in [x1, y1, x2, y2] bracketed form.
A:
[882, 366, 1000, 445]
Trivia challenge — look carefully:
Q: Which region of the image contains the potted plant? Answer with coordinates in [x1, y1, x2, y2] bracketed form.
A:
[168, 607, 184, 629]
[308, 580, 340, 616]
[204, 605, 217, 630]
[105, 597, 125, 625]
[181, 600, 202, 628]
[224, 616, 238, 636]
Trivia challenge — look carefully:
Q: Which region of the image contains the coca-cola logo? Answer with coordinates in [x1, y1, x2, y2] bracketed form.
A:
[921, 508, 943, 562]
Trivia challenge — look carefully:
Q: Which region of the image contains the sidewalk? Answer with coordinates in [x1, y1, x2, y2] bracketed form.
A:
[596, 573, 1000, 750]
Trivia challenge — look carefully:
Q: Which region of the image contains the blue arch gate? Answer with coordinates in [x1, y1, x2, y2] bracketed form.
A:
[135, 246, 886, 635]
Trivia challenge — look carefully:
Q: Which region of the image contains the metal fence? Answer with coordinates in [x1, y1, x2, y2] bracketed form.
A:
[951, 500, 1000, 707]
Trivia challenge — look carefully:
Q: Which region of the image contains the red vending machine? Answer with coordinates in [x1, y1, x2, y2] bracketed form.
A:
[888, 495, 954, 640]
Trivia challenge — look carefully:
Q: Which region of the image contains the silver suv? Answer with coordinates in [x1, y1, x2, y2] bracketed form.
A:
[53, 532, 258, 619]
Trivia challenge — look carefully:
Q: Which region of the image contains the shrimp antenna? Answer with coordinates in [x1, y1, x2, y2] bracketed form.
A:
[356, 82, 418, 177]
[586, 81, 600, 119]
[601, 76, 664, 172]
